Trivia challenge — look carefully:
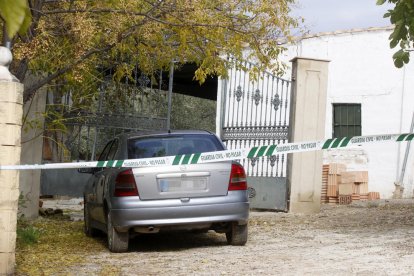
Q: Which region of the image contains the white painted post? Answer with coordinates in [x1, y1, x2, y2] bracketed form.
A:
[287, 57, 329, 214]
[0, 46, 23, 275]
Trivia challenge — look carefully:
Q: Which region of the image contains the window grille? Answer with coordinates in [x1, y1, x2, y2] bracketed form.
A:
[333, 104, 361, 138]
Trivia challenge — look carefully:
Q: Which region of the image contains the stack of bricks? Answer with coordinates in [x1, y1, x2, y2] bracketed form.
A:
[327, 163, 346, 204]
[353, 171, 369, 201]
[321, 164, 379, 205]
[368, 192, 380, 200]
[339, 171, 354, 205]
[321, 165, 329, 203]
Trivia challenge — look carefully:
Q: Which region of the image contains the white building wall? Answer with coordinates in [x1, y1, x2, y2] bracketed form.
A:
[282, 27, 414, 198]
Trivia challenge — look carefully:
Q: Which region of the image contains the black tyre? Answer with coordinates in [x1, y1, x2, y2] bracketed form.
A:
[83, 200, 98, 237]
[226, 223, 248, 246]
[107, 211, 129, 253]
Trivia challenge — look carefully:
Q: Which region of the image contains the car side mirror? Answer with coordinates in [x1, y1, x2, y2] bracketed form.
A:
[77, 167, 96, 174]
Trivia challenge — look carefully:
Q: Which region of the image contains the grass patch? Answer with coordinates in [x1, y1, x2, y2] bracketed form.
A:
[16, 219, 41, 248]
[16, 215, 106, 275]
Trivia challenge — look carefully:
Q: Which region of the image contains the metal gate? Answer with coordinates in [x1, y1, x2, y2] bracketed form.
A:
[41, 68, 169, 196]
[46, 69, 169, 162]
[219, 59, 291, 210]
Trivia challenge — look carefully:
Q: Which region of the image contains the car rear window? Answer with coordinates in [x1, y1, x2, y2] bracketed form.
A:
[127, 134, 225, 159]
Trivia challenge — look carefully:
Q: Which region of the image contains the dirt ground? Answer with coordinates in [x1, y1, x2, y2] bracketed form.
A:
[41, 199, 414, 275]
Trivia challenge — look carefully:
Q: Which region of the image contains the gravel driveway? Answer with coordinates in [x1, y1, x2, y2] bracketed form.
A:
[54, 199, 414, 275]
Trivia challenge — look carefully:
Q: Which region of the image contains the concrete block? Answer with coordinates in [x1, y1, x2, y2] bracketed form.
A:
[339, 182, 353, 195]
[328, 163, 346, 175]
[0, 102, 23, 125]
[0, 210, 17, 232]
[0, 231, 16, 252]
[0, 146, 21, 165]
[0, 189, 19, 211]
[0, 82, 24, 103]
[0, 171, 19, 189]
[360, 182, 369, 194]
[351, 171, 368, 182]
[341, 172, 356, 184]
[368, 192, 380, 200]
[0, 124, 22, 146]
[0, 252, 15, 275]
[352, 183, 360, 194]
[327, 174, 338, 197]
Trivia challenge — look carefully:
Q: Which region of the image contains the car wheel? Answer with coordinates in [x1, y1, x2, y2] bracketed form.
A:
[107, 211, 129, 253]
[83, 200, 97, 237]
[226, 222, 248, 246]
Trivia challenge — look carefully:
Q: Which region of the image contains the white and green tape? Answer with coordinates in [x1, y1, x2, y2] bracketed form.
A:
[1, 133, 413, 170]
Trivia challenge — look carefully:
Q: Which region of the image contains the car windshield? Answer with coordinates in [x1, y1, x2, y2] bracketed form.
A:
[127, 134, 224, 159]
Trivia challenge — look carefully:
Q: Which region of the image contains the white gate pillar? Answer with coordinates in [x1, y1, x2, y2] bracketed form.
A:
[287, 57, 329, 214]
[0, 47, 23, 275]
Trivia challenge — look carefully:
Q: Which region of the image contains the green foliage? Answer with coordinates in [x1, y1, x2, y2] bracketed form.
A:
[8, 0, 299, 160]
[171, 93, 216, 132]
[16, 218, 41, 248]
[377, 0, 414, 67]
[0, 0, 31, 37]
[16, 193, 41, 249]
[7, 0, 300, 103]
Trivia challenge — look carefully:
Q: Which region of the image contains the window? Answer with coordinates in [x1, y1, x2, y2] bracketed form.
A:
[333, 104, 361, 138]
[127, 134, 224, 159]
[98, 140, 114, 161]
[107, 139, 118, 160]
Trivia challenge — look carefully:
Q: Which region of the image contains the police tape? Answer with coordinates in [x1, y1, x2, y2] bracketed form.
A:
[0, 133, 413, 170]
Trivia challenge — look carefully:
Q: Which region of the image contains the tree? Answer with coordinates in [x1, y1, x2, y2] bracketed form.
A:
[1, 0, 299, 104]
[377, 0, 414, 68]
[0, 0, 31, 39]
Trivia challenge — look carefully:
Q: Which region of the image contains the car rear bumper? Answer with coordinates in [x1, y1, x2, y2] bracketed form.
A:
[110, 191, 249, 230]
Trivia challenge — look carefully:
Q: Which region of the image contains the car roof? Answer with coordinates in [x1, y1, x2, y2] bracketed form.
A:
[118, 130, 216, 140]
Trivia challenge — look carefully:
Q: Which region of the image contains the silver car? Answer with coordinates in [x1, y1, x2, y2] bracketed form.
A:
[81, 130, 249, 252]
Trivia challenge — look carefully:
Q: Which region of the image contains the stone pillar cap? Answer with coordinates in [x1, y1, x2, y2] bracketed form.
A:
[0, 46, 19, 82]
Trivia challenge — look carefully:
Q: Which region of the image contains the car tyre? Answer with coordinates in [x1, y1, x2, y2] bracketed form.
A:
[84, 199, 98, 237]
[107, 211, 129, 253]
[226, 222, 248, 246]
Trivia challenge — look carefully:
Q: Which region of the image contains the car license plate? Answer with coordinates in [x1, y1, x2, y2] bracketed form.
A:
[158, 177, 207, 192]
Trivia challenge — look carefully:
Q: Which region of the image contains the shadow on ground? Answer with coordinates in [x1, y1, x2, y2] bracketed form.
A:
[128, 231, 228, 252]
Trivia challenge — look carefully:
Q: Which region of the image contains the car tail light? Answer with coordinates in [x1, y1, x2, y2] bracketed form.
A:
[114, 169, 139, 197]
[229, 163, 247, 191]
